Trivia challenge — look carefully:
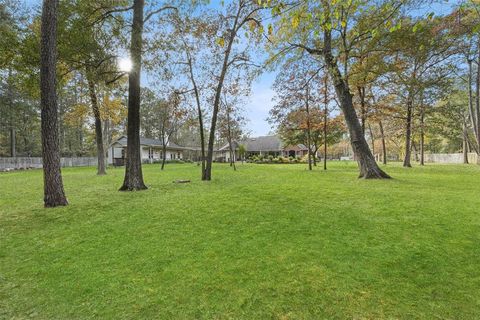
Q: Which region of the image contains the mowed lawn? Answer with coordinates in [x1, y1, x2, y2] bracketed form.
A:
[1, 162, 480, 319]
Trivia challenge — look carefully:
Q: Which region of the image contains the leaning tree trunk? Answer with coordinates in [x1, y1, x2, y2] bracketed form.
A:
[403, 95, 413, 168]
[322, 28, 389, 179]
[119, 0, 147, 191]
[187, 54, 206, 179]
[87, 73, 106, 175]
[204, 29, 235, 181]
[40, 0, 67, 207]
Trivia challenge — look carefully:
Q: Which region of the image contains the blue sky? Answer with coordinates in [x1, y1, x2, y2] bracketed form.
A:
[22, 0, 458, 137]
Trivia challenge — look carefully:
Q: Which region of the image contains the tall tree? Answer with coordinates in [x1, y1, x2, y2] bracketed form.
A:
[269, 0, 395, 178]
[40, 0, 68, 207]
[202, 0, 263, 180]
[119, 0, 147, 191]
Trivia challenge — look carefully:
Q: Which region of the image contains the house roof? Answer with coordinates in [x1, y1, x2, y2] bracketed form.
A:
[218, 135, 309, 152]
[242, 136, 284, 151]
[111, 136, 187, 150]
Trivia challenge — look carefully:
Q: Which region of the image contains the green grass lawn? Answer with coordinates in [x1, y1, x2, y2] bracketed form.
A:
[1, 162, 480, 319]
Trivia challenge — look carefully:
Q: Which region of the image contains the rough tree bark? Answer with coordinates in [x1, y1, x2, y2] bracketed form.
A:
[321, 26, 390, 178]
[86, 72, 106, 175]
[40, 0, 68, 207]
[119, 0, 147, 191]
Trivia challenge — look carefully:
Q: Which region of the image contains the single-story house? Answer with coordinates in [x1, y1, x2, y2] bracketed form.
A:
[215, 135, 309, 162]
[108, 136, 188, 166]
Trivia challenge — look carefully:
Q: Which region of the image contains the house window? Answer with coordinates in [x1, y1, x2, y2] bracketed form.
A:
[121, 148, 125, 159]
[148, 148, 153, 159]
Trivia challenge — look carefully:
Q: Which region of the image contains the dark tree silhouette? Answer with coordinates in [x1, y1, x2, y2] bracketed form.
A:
[40, 0, 68, 207]
[119, 0, 147, 191]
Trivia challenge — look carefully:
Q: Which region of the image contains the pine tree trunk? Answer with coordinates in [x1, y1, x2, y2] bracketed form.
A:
[119, 0, 147, 191]
[403, 95, 413, 168]
[322, 28, 389, 179]
[40, 0, 67, 207]
[87, 73, 106, 175]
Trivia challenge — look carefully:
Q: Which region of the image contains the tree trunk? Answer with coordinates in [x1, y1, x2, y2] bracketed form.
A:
[187, 55, 206, 179]
[161, 144, 167, 170]
[420, 106, 425, 166]
[10, 128, 16, 158]
[322, 26, 389, 178]
[119, 0, 147, 191]
[226, 105, 236, 171]
[358, 86, 366, 136]
[305, 86, 312, 171]
[87, 73, 106, 175]
[463, 119, 469, 164]
[379, 120, 387, 165]
[467, 59, 477, 147]
[324, 74, 328, 171]
[403, 95, 413, 168]
[40, 0, 67, 207]
[204, 29, 236, 181]
[476, 39, 480, 162]
[368, 123, 375, 156]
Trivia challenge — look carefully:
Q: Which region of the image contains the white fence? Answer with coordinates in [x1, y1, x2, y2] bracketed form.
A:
[424, 153, 478, 164]
[0, 157, 98, 170]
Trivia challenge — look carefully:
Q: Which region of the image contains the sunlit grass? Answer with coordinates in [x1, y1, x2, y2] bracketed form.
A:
[1, 162, 479, 319]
